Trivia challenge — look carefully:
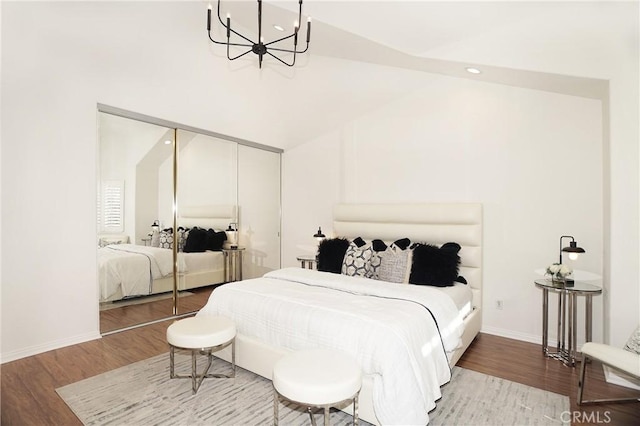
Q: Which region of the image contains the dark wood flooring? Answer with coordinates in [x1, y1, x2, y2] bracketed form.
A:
[99, 285, 220, 334]
[2, 290, 639, 425]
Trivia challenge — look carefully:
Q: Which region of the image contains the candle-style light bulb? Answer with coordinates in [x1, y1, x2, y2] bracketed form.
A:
[306, 17, 311, 43]
[207, 5, 212, 31]
[226, 13, 231, 38]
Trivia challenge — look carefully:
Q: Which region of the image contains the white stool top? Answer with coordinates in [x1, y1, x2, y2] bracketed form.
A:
[167, 316, 236, 349]
[273, 349, 362, 406]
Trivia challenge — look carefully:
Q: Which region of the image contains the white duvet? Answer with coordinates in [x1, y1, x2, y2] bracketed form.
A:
[197, 267, 464, 425]
[98, 244, 175, 300]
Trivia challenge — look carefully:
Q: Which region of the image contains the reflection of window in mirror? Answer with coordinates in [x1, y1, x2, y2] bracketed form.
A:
[99, 180, 124, 233]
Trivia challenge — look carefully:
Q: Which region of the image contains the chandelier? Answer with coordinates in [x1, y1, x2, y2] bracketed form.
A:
[207, 0, 311, 68]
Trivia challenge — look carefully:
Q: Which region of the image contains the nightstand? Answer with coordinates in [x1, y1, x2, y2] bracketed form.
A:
[223, 247, 245, 282]
[535, 278, 602, 366]
[296, 254, 316, 269]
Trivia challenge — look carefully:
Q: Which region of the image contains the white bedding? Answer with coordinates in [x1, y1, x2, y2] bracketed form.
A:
[197, 267, 465, 425]
[98, 244, 223, 301]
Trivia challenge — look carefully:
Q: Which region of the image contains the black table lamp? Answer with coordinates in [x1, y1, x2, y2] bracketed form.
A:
[559, 235, 585, 264]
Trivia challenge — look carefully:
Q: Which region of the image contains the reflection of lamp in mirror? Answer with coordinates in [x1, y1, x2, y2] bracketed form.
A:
[313, 226, 326, 242]
[150, 220, 160, 247]
[226, 222, 238, 249]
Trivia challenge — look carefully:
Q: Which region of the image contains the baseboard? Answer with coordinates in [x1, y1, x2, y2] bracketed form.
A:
[481, 326, 541, 345]
[481, 326, 593, 352]
[0, 331, 102, 364]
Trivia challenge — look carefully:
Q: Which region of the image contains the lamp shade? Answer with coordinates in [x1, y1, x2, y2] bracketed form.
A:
[559, 236, 585, 264]
[313, 226, 326, 240]
[562, 241, 585, 255]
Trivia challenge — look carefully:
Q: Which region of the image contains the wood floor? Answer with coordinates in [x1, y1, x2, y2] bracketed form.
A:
[2, 289, 639, 425]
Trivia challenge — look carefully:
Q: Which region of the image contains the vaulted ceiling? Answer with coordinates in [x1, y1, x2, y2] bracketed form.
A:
[215, 0, 617, 100]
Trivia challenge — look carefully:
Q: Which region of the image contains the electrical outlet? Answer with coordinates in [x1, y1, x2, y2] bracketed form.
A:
[496, 300, 504, 310]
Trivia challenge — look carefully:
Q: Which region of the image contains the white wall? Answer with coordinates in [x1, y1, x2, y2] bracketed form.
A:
[0, 1, 282, 361]
[422, 1, 639, 347]
[283, 73, 604, 344]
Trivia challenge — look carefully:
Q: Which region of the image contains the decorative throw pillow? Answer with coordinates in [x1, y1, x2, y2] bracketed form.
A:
[624, 325, 640, 354]
[177, 227, 189, 252]
[205, 228, 227, 251]
[317, 238, 350, 273]
[183, 227, 208, 253]
[369, 238, 412, 283]
[375, 244, 413, 283]
[341, 239, 374, 278]
[159, 229, 174, 250]
[409, 242, 461, 287]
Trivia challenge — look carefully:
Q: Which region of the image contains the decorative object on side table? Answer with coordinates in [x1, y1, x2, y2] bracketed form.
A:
[546, 263, 573, 285]
[225, 222, 238, 249]
[313, 226, 326, 241]
[150, 220, 160, 247]
[551, 235, 586, 287]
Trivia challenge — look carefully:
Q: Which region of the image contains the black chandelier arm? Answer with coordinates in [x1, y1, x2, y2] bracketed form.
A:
[227, 47, 255, 61]
[265, 50, 296, 67]
[263, 31, 297, 47]
[208, 31, 253, 48]
[216, 0, 255, 46]
[268, 43, 309, 55]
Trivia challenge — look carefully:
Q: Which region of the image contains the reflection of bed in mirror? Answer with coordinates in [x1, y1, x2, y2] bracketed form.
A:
[98, 205, 236, 303]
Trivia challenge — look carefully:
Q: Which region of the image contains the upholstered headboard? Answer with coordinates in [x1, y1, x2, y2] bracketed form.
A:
[178, 204, 237, 231]
[332, 203, 483, 310]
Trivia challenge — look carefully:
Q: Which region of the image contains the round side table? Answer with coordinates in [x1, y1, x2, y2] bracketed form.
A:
[535, 278, 602, 366]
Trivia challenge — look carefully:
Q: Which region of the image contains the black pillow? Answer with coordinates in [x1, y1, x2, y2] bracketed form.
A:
[205, 229, 227, 251]
[183, 227, 207, 253]
[409, 242, 461, 287]
[371, 239, 388, 252]
[393, 238, 411, 250]
[455, 275, 468, 285]
[317, 238, 350, 273]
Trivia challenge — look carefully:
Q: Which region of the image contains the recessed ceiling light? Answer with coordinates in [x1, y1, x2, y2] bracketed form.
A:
[466, 67, 481, 74]
[273, 24, 284, 32]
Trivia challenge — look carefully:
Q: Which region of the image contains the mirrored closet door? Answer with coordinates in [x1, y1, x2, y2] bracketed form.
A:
[175, 130, 238, 316]
[97, 107, 282, 334]
[98, 112, 176, 333]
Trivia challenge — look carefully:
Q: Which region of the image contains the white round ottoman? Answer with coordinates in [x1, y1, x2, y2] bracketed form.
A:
[272, 349, 362, 426]
[166, 316, 236, 394]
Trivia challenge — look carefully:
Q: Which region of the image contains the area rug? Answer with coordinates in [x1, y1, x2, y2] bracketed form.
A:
[57, 354, 569, 425]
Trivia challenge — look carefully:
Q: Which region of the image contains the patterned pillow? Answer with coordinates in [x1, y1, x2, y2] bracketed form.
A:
[341, 240, 374, 278]
[177, 228, 189, 252]
[624, 326, 640, 354]
[159, 230, 174, 250]
[374, 244, 413, 283]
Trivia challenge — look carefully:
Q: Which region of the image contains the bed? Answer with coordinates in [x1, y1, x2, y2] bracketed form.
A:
[198, 203, 482, 425]
[98, 205, 236, 303]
